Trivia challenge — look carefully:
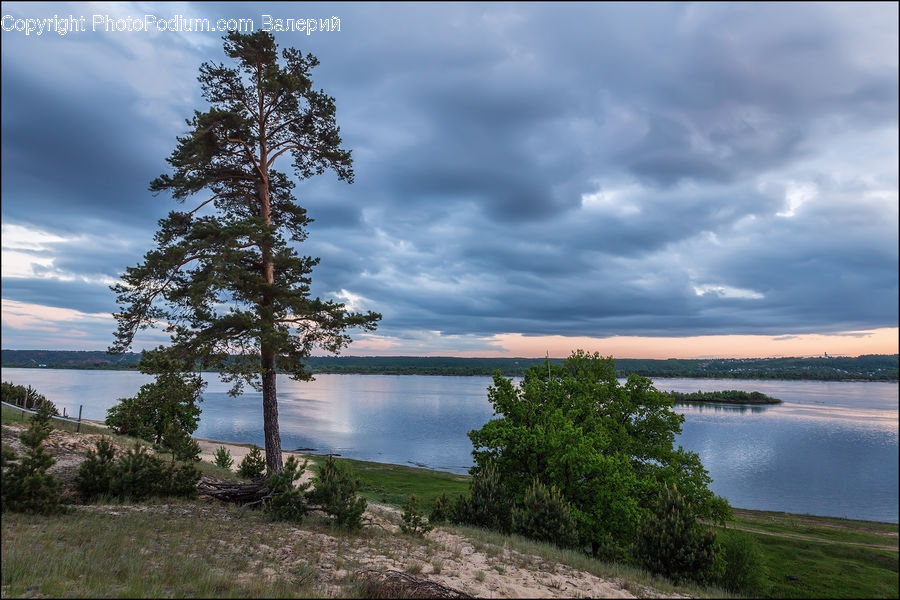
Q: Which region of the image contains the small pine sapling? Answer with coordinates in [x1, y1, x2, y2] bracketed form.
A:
[238, 446, 267, 479]
[266, 455, 311, 522]
[306, 455, 367, 529]
[75, 437, 117, 501]
[400, 494, 433, 536]
[213, 445, 234, 470]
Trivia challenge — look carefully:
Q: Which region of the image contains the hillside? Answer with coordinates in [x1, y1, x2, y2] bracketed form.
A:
[2, 350, 897, 381]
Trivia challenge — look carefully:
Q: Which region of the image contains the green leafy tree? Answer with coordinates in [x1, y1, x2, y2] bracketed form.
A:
[717, 529, 768, 595]
[109, 30, 380, 473]
[105, 358, 204, 446]
[468, 350, 730, 557]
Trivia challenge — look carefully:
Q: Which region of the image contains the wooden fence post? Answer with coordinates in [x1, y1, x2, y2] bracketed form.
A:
[77, 405, 83, 433]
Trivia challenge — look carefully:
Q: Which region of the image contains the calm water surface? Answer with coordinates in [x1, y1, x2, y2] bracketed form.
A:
[2, 368, 897, 523]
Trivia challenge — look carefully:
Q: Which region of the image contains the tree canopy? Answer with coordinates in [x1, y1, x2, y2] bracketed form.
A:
[110, 31, 380, 471]
[468, 350, 730, 557]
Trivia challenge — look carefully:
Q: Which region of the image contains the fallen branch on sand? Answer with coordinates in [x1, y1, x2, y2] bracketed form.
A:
[197, 476, 271, 506]
[355, 569, 474, 598]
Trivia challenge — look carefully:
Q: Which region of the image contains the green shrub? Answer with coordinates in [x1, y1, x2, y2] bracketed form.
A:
[455, 460, 512, 533]
[429, 491, 453, 524]
[160, 422, 201, 463]
[237, 446, 267, 479]
[511, 479, 578, 548]
[635, 483, 722, 585]
[105, 371, 203, 444]
[266, 455, 310, 522]
[1, 401, 64, 514]
[213, 445, 234, 470]
[400, 494, 433, 536]
[718, 529, 768, 595]
[105, 396, 155, 440]
[1, 445, 16, 510]
[164, 462, 201, 498]
[109, 443, 166, 501]
[1, 381, 58, 413]
[77, 437, 199, 501]
[449, 492, 472, 525]
[75, 437, 117, 501]
[306, 455, 367, 529]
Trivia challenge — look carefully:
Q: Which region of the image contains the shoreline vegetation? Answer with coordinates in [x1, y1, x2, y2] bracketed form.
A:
[2, 403, 898, 598]
[666, 389, 782, 405]
[2, 350, 898, 381]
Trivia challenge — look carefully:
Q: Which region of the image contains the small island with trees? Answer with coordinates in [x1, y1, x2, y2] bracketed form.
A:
[664, 390, 782, 405]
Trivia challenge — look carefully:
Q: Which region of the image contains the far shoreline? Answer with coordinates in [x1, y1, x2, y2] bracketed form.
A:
[2, 364, 898, 383]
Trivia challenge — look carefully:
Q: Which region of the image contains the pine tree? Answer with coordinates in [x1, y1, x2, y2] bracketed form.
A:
[306, 455, 366, 529]
[635, 483, 722, 585]
[400, 494, 433, 536]
[2, 402, 63, 514]
[109, 31, 380, 472]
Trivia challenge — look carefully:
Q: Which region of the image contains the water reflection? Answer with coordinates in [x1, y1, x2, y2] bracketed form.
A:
[1, 368, 896, 522]
[674, 402, 772, 414]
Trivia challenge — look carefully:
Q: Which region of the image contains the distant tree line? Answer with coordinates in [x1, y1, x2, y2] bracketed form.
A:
[664, 390, 782, 405]
[2, 350, 897, 381]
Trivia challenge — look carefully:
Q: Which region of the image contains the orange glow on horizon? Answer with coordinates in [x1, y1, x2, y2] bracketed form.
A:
[487, 328, 900, 359]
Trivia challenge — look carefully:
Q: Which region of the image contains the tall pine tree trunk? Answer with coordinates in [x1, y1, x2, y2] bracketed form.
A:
[257, 127, 283, 472]
[261, 348, 282, 472]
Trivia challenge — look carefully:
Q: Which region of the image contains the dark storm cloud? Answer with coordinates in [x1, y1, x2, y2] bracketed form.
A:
[1, 2, 897, 351]
[1, 277, 115, 315]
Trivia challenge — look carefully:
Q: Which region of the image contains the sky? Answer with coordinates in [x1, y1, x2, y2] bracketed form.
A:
[1, 2, 898, 359]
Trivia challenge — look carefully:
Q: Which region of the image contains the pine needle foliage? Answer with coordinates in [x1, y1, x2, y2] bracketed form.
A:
[429, 491, 453, 524]
[399, 494, 433, 536]
[265, 455, 310, 522]
[108, 30, 380, 474]
[511, 479, 578, 548]
[306, 455, 366, 529]
[213, 445, 235, 470]
[74, 437, 116, 501]
[453, 460, 512, 533]
[238, 446, 267, 480]
[1, 402, 63, 514]
[635, 483, 722, 585]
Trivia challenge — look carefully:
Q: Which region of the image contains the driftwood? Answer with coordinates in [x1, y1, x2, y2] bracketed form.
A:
[197, 476, 271, 507]
[355, 569, 474, 599]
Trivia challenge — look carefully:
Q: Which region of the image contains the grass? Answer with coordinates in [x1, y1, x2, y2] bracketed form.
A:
[1, 501, 319, 598]
[718, 511, 899, 599]
[729, 508, 899, 546]
[2, 402, 109, 435]
[305, 455, 471, 508]
[3, 407, 897, 599]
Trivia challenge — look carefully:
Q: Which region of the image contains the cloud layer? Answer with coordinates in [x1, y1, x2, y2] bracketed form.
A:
[2, 2, 897, 355]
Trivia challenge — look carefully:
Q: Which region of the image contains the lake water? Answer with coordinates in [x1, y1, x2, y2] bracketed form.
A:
[2, 368, 897, 523]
